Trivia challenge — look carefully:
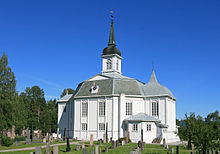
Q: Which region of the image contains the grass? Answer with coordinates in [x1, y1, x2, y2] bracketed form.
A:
[0, 141, 193, 154]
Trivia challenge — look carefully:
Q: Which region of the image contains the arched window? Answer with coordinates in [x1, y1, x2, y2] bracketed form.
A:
[116, 60, 119, 70]
[106, 59, 112, 70]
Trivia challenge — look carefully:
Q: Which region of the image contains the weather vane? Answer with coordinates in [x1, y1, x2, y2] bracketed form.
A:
[152, 61, 154, 71]
[110, 8, 114, 19]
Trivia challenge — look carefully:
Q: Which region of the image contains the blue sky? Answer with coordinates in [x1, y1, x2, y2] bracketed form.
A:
[0, 0, 219, 119]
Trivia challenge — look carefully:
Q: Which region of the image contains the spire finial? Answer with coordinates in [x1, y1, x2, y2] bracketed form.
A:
[152, 61, 154, 71]
[108, 9, 116, 46]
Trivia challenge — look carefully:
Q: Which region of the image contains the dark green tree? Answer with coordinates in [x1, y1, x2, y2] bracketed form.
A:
[60, 88, 74, 98]
[0, 52, 17, 131]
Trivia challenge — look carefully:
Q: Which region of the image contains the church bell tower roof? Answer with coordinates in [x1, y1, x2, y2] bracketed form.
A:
[102, 13, 121, 56]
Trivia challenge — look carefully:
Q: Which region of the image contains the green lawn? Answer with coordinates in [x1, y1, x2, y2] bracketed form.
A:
[0, 142, 193, 154]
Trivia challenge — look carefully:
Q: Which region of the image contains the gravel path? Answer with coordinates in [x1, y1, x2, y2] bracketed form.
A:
[0, 141, 83, 153]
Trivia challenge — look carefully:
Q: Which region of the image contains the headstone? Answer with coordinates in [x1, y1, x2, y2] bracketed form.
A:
[163, 138, 166, 148]
[170, 147, 174, 154]
[130, 151, 137, 154]
[11, 125, 15, 140]
[53, 145, 58, 154]
[35, 146, 42, 154]
[26, 129, 30, 140]
[2, 129, 7, 136]
[190, 152, 195, 154]
[15, 141, 20, 146]
[43, 137, 46, 143]
[103, 133, 106, 143]
[90, 150, 95, 154]
[122, 140, 126, 146]
[99, 148, 102, 154]
[126, 131, 130, 143]
[46, 133, 49, 142]
[111, 141, 115, 149]
[76, 144, 80, 151]
[95, 145, 99, 154]
[176, 146, 179, 154]
[7, 130, 11, 138]
[83, 148, 87, 154]
[166, 144, 169, 149]
[37, 130, 42, 140]
[46, 143, 50, 154]
[22, 129, 25, 136]
[82, 143, 85, 149]
[57, 128, 59, 140]
[191, 143, 194, 150]
[99, 139, 102, 145]
[105, 146, 109, 152]
[138, 141, 141, 148]
[116, 140, 120, 147]
[90, 134, 94, 146]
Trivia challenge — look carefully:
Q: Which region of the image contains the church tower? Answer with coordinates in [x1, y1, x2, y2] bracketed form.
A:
[101, 14, 123, 74]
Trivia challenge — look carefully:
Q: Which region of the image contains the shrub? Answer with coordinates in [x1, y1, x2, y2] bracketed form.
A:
[14, 136, 26, 142]
[1, 136, 13, 146]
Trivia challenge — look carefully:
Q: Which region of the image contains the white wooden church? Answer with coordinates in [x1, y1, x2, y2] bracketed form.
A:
[57, 16, 180, 144]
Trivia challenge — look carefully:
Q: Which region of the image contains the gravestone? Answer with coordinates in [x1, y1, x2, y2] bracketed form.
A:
[99, 139, 102, 145]
[53, 145, 58, 154]
[190, 152, 195, 154]
[116, 140, 120, 147]
[176, 146, 179, 154]
[37, 130, 42, 140]
[103, 133, 106, 143]
[57, 128, 59, 140]
[95, 145, 99, 154]
[35, 146, 42, 154]
[83, 148, 87, 154]
[90, 150, 95, 154]
[130, 151, 137, 154]
[163, 138, 166, 148]
[111, 141, 115, 149]
[191, 143, 194, 150]
[122, 140, 126, 146]
[126, 131, 130, 143]
[99, 148, 102, 154]
[105, 146, 109, 152]
[82, 143, 85, 149]
[11, 125, 15, 140]
[170, 147, 174, 154]
[138, 141, 141, 148]
[15, 141, 20, 146]
[166, 144, 169, 149]
[90, 134, 94, 146]
[2, 129, 7, 136]
[43, 137, 46, 143]
[76, 144, 80, 151]
[46, 143, 50, 154]
[26, 129, 31, 144]
[7, 130, 11, 138]
[22, 129, 25, 136]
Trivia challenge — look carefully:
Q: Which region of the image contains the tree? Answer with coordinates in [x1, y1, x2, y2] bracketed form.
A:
[0, 52, 17, 130]
[60, 88, 74, 98]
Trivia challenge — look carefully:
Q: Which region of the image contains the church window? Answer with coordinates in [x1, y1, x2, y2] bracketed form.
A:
[82, 123, 87, 131]
[146, 124, 151, 131]
[133, 124, 138, 131]
[99, 102, 105, 116]
[126, 102, 132, 116]
[106, 59, 112, 69]
[152, 102, 159, 116]
[116, 59, 119, 70]
[82, 102, 88, 117]
[99, 123, 105, 131]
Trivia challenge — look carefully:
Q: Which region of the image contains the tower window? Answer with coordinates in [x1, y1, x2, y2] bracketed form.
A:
[146, 124, 151, 131]
[152, 102, 159, 116]
[82, 123, 87, 131]
[106, 59, 112, 69]
[116, 60, 119, 70]
[99, 123, 105, 131]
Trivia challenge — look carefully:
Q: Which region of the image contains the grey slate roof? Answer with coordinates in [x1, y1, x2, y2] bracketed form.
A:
[143, 71, 175, 98]
[124, 113, 160, 122]
[74, 71, 175, 99]
[57, 94, 73, 102]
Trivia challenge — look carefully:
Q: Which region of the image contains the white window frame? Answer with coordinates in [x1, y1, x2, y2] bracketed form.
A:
[82, 123, 87, 131]
[146, 124, 151, 131]
[152, 102, 159, 116]
[132, 124, 138, 132]
[99, 123, 105, 131]
[99, 101, 105, 116]
[126, 102, 132, 116]
[106, 59, 112, 70]
[82, 102, 88, 117]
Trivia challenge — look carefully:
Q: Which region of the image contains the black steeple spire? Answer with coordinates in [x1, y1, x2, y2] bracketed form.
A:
[108, 12, 116, 46]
